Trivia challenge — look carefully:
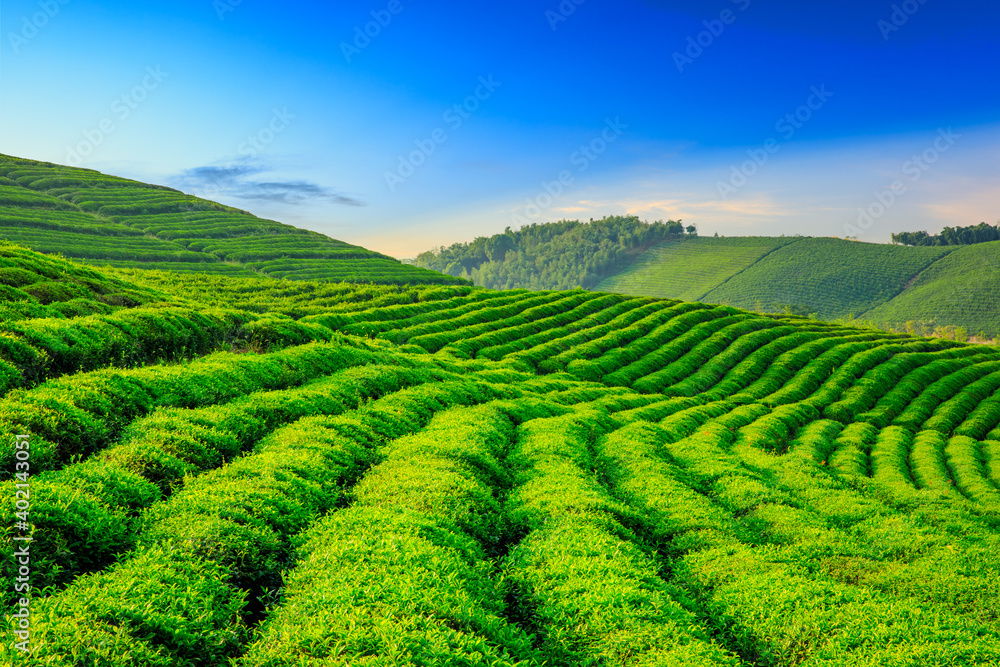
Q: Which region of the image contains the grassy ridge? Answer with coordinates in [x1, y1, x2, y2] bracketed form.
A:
[0, 154, 464, 286]
[861, 240, 1000, 336]
[598, 235, 996, 334]
[0, 241, 174, 319]
[596, 236, 799, 301]
[700, 237, 952, 319]
[433, 226, 996, 336]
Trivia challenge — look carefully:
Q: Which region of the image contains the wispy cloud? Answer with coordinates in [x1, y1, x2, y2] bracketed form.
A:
[232, 180, 364, 206]
[172, 160, 365, 206]
[178, 163, 266, 185]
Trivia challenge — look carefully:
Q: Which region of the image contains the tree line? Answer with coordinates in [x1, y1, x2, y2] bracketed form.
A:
[415, 216, 694, 290]
[892, 222, 1000, 247]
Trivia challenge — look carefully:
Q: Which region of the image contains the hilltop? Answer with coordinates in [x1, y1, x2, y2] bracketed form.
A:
[0, 154, 465, 286]
[415, 215, 691, 290]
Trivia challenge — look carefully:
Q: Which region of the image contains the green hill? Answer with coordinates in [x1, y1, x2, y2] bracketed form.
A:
[3, 243, 1000, 664]
[0, 154, 465, 285]
[699, 237, 953, 319]
[862, 240, 1000, 335]
[595, 236, 799, 301]
[600, 235, 1000, 336]
[419, 221, 999, 336]
[415, 215, 688, 289]
[574, 231, 998, 338]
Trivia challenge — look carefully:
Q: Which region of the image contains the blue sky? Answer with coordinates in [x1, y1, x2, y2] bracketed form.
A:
[2, 0, 998, 256]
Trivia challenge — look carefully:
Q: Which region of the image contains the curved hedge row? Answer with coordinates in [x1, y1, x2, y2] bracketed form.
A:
[14, 377, 511, 664]
[0, 339, 379, 474]
[2, 238, 1000, 664]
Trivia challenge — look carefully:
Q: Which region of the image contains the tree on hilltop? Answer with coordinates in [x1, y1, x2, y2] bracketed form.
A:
[892, 222, 1000, 246]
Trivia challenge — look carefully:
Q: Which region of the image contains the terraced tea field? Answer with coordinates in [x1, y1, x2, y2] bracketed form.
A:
[4, 255, 1000, 666]
[594, 236, 1000, 337]
[0, 154, 464, 286]
[595, 236, 799, 302]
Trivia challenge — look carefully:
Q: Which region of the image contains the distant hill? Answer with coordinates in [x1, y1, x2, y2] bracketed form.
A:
[595, 236, 799, 301]
[862, 241, 1000, 334]
[414, 215, 690, 290]
[695, 238, 952, 318]
[420, 222, 1000, 338]
[0, 154, 466, 286]
[601, 235, 1000, 337]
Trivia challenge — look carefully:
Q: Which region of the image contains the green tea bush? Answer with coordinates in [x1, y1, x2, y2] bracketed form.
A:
[0, 340, 381, 473]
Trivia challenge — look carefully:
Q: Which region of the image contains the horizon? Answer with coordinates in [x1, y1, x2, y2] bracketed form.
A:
[2, 0, 998, 258]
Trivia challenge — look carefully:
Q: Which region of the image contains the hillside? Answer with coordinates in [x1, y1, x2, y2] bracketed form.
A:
[699, 237, 953, 319]
[604, 235, 999, 337]
[0, 154, 465, 285]
[4, 245, 1000, 664]
[0, 240, 176, 320]
[414, 215, 689, 289]
[432, 225, 997, 337]
[862, 240, 1000, 334]
[595, 236, 799, 301]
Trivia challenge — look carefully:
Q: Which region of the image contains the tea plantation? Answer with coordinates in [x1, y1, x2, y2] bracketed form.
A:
[596, 236, 1000, 337]
[3, 244, 1000, 666]
[0, 154, 465, 286]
